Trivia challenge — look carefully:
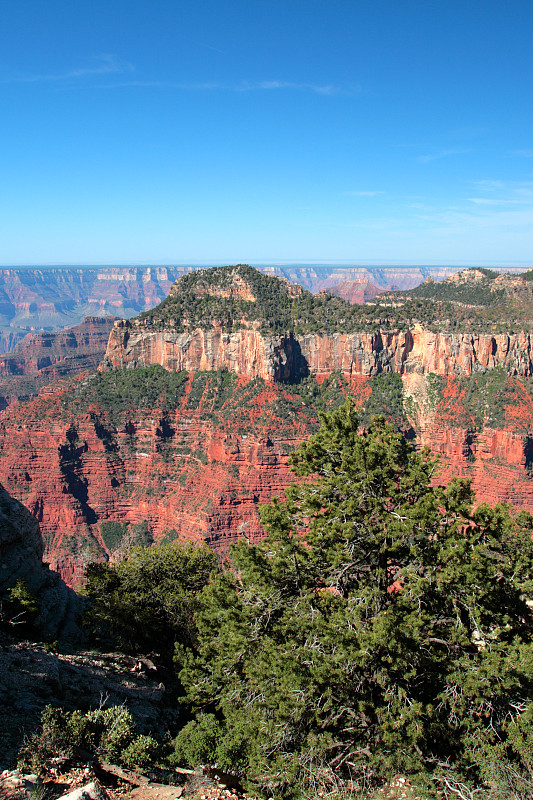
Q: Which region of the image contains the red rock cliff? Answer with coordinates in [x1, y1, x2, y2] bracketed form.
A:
[2, 370, 533, 586]
[103, 322, 533, 379]
[0, 317, 116, 406]
[0, 377, 316, 583]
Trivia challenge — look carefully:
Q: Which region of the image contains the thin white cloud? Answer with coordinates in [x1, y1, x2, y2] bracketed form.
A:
[471, 179, 505, 190]
[467, 197, 525, 206]
[417, 148, 471, 164]
[512, 149, 533, 158]
[252, 80, 341, 95]
[106, 78, 346, 95]
[467, 180, 533, 207]
[1, 54, 133, 84]
[198, 43, 227, 56]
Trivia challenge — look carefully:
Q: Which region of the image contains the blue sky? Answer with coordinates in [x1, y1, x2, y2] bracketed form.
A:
[1, 0, 532, 264]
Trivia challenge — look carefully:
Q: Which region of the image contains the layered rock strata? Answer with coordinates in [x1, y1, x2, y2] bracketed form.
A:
[0, 380, 303, 583]
[0, 316, 115, 374]
[0, 317, 116, 405]
[1, 370, 533, 586]
[0, 266, 185, 351]
[103, 322, 533, 380]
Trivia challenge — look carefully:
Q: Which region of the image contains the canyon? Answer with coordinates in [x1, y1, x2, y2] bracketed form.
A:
[0, 316, 115, 405]
[0, 263, 515, 352]
[0, 366, 531, 586]
[0, 266, 187, 351]
[1, 264, 533, 585]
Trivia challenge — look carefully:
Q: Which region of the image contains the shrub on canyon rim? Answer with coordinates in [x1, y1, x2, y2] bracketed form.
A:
[84, 541, 219, 660]
[176, 400, 533, 798]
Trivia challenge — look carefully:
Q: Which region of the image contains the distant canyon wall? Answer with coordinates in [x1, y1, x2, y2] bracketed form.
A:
[0, 316, 115, 377]
[102, 322, 533, 380]
[0, 264, 515, 353]
[0, 266, 189, 352]
[0, 316, 116, 407]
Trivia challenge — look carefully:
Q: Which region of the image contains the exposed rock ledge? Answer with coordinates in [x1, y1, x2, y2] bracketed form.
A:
[101, 321, 533, 380]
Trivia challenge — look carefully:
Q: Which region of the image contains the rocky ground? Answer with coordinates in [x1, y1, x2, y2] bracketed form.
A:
[0, 636, 173, 771]
[0, 766, 426, 800]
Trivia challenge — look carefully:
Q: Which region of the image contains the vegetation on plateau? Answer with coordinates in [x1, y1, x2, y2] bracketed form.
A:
[62, 365, 191, 418]
[60, 365, 410, 438]
[132, 264, 533, 335]
[382, 267, 533, 332]
[137, 264, 383, 335]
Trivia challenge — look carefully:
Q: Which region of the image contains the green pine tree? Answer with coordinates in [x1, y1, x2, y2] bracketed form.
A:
[176, 401, 533, 798]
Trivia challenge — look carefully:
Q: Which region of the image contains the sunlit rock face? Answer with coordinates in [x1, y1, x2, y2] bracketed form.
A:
[6, 265, 533, 587]
[103, 321, 533, 380]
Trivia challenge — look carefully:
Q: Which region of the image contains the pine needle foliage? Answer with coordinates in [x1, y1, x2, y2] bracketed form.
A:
[176, 401, 533, 798]
[84, 541, 219, 659]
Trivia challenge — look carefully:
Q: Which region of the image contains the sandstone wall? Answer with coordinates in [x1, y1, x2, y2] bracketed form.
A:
[101, 323, 311, 382]
[103, 322, 533, 380]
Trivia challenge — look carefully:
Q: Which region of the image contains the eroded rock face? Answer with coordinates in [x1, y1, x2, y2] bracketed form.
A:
[102, 323, 533, 380]
[0, 317, 116, 374]
[2, 370, 533, 587]
[420, 424, 533, 509]
[0, 381, 304, 583]
[103, 324, 277, 379]
[0, 482, 80, 640]
[0, 317, 116, 405]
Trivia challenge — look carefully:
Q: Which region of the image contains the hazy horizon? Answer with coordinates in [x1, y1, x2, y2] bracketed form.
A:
[0, 261, 531, 270]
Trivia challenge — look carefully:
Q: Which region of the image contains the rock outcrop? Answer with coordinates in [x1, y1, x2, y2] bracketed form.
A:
[102, 322, 533, 380]
[102, 322, 312, 382]
[0, 482, 80, 640]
